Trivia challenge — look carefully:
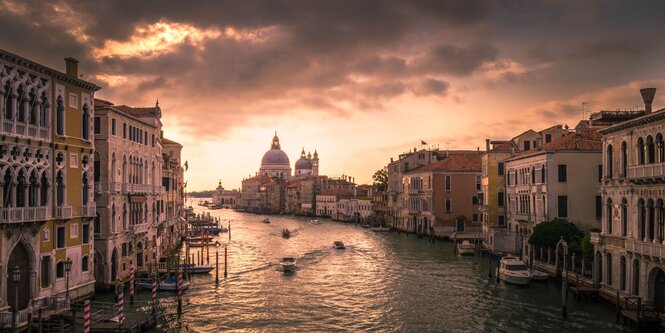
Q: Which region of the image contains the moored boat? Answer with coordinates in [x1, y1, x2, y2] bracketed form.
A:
[498, 257, 532, 286]
[333, 241, 345, 249]
[531, 269, 549, 281]
[176, 264, 214, 274]
[310, 219, 321, 224]
[280, 257, 296, 271]
[457, 240, 476, 255]
[370, 226, 390, 232]
[262, 217, 270, 224]
[282, 228, 291, 238]
[137, 276, 190, 291]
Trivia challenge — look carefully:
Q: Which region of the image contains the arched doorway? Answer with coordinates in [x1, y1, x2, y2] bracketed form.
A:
[7, 242, 32, 310]
[653, 268, 665, 310]
[94, 250, 105, 284]
[111, 248, 118, 282]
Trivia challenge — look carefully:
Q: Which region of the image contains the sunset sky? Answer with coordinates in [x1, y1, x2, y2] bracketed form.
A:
[2, 0, 665, 190]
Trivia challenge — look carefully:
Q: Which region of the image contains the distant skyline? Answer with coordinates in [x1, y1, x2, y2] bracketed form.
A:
[2, 0, 665, 190]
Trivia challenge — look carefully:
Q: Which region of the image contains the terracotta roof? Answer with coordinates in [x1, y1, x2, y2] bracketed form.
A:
[406, 153, 481, 173]
[115, 105, 160, 117]
[162, 137, 181, 145]
[510, 131, 601, 159]
[490, 141, 516, 152]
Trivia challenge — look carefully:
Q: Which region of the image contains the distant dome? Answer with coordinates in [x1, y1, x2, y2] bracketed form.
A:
[295, 157, 312, 170]
[261, 133, 290, 166]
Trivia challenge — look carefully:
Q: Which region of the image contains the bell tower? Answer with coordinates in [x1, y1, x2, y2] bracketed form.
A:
[312, 150, 319, 176]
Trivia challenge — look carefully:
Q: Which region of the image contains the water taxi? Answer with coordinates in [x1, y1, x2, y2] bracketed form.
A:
[498, 257, 532, 286]
[457, 240, 476, 255]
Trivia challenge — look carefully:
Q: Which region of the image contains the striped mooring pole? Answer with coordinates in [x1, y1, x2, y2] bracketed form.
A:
[83, 300, 91, 333]
[129, 265, 135, 305]
[116, 280, 125, 328]
[152, 272, 157, 320]
[177, 267, 183, 316]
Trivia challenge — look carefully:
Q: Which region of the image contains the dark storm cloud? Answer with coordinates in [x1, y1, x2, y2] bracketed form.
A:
[415, 42, 499, 76]
[568, 39, 646, 59]
[414, 78, 450, 96]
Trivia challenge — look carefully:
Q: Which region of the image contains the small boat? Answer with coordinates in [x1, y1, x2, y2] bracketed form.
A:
[498, 257, 532, 286]
[282, 229, 291, 238]
[310, 219, 321, 224]
[531, 269, 549, 281]
[370, 226, 390, 232]
[176, 264, 214, 274]
[280, 257, 296, 271]
[457, 240, 476, 255]
[262, 217, 270, 224]
[137, 276, 190, 291]
[333, 241, 345, 249]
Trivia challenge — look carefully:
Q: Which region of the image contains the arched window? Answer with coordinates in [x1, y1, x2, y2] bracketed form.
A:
[606, 253, 613, 286]
[28, 170, 37, 207]
[82, 256, 89, 272]
[647, 135, 655, 164]
[56, 170, 65, 206]
[40, 172, 49, 206]
[111, 153, 116, 183]
[658, 134, 665, 163]
[658, 199, 665, 242]
[541, 166, 546, 183]
[56, 96, 64, 136]
[648, 199, 655, 241]
[16, 169, 25, 207]
[531, 166, 535, 184]
[606, 198, 613, 235]
[620, 256, 626, 290]
[94, 213, 101, 236]
[82, 104, 89, 140]
[3, 169, 12, 207]
[621, 141, 627, 176]
[16, 85, 25, 123]
[40, 91, 49, 127]
[621, 198, 628, 236]
[606, 144, 613, 178]
[111, 205, 116, 233]
[3, 81, 13, 120]
[82, 172, 89, 205]
[122, 204, 127, 230]
[638, 198, 646, 240]
[29, 89, 38, 125]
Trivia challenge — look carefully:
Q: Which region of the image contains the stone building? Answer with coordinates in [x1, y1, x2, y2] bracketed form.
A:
[593, 88, 665, 306]
[211, 181, 240, 208]
[162, 138, 185, 255]
[0, 50, 100, 323]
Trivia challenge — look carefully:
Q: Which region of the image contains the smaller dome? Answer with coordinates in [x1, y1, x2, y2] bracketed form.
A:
[295, 157, 312, 170]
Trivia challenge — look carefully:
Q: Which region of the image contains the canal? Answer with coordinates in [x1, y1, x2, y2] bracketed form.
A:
[152, 204, 627, 332]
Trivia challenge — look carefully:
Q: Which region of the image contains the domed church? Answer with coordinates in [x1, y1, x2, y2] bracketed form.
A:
[258, 132, 319, 179]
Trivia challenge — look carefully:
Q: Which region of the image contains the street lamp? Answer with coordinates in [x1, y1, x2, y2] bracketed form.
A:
[12, 265, 20, 333]
[64, 257, 72, 301]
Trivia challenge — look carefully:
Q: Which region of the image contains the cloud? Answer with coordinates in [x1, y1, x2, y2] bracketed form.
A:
[415, 42, 499, 76]
[413, 78, 450, 96]
[568, 38, 647, 59]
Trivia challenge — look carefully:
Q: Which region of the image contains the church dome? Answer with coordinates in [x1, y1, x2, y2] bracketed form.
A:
[261, 133, 290, 166]
[295, 148, 312, 170]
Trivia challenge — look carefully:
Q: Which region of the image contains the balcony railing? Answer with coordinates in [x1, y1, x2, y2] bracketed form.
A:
[55, 205, 73, 220]
[0, 206, 50, 223]
[132, 223, 149, 234]
[110, 182, 122, 193]
[122, 183, 132, 194]
[0, 120, 51, 141]
[81, 205, 96, 217]
[628, 163, 665, 180]
[626, 238, 665, 258]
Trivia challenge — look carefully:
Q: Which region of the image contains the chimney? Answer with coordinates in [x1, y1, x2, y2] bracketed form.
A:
[485, 139, 490, 151]
[64, 57, 79, 77]
[641, 88, 657, 113]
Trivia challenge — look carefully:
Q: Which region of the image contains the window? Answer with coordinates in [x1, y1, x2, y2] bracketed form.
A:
[531, 167, 535, 184]
[41, 256, 51, 288]
[122, 243, 127, 256]
[472, 214, 478, 222]
[123, 123, 127, 139]
[111, 118, 116, 136]
[558, 164, 567, 182]
[621, 198, 627, 236]
[56, 226, 65, 248]
[498, 215, 505, 226]
[606, 254, 613, 286]
[598, 165, 602, 182]
[82, 256, 89, 272]
[445, 198, 451, 212]
[524, 141, 531, 151]
[56, 262, 65, 278]
[82, 224, 90, 244]
[152, 134, 155, 147]
[472, 196, 478, 205]
[476, 176, 481, 191]
[541, 166, 546, 183]
[595, 195, 602, 221]
[606, 145, 613, 178]
[606, 199, 613, 234]
[558, 196, 568, 218]
[56, 96, 64, 135]
[94, 116, 101, 134]
[145, 132, 148, 145]
[498, 162, 504, 176]
[82, 104, 90, 140]
[498, 192, 505, 207]
[545, 134, 552, 143]
[621, 141, 627, 176]
[445, 176, 451, 191]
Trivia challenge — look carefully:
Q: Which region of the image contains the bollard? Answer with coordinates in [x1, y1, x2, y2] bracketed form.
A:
[216, 251, 219, 284]
[83, 300, 91, 333]
[129, 265, 135, 305]
[496, 256, 501, 283]
[224, 245, 228, 277]
[229, 222, 231, 240]
[116, 280, 125, 328]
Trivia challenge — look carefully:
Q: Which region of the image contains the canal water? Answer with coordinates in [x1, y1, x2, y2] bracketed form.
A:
[149, 203, 627, 332]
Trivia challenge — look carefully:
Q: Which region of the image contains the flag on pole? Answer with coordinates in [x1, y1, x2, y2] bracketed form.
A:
[184, 160, 189, 171]
[421, 140, 427, 145]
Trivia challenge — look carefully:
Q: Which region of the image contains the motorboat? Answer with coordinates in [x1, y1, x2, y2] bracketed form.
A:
[498, 257, 532, 286]
[531, 269, 549, 281]
[280, 257, 296, 271]
[262, 217, 270, 224]
[137, 276, 190, 291]
[370, 226, 390, 232]
[333, 241, 345, 249]
[282, 229, 291, 238]
[310, 219, 321, 224]
[176, 264, 214, 274]
[457, 240, 476, 255]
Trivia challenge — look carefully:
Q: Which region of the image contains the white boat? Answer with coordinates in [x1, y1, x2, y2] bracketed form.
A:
[531, 269, 549, 281]
[280, 257, 296, 271]
[177, 264, 214, 274]
[310, 219, 321, 224]
[457, 240, 476, 255]
[262, 217, 270, 224]
[370, 226, 390, 232]
[333, 241, 345, 249]
[137, 277, 190, 291]
[498, 257, 532, 286]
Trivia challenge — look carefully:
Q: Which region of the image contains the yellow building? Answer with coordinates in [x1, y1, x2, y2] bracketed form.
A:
[0, 49, 100, 327]
[480, 140, 512, 250]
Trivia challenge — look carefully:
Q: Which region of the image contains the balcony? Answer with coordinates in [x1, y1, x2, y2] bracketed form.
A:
[133, 184, 150, 194]
[111, 182, 122, 193]
[122, 183, 132, 194]
[628, 163, 665, 182]
[81, 205, 96, 217]
[55, 205, 73, 220]
[0, 206, 50, 223]
[1, 119, 50, 141]
[132, 223, 149, 234]
[626, 238, 665, 259]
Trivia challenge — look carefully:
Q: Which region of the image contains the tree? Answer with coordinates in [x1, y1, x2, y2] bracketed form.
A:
[528, 218, 584, 253]
[580, 234, 594, 261]
[372, 167, 388, 192]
